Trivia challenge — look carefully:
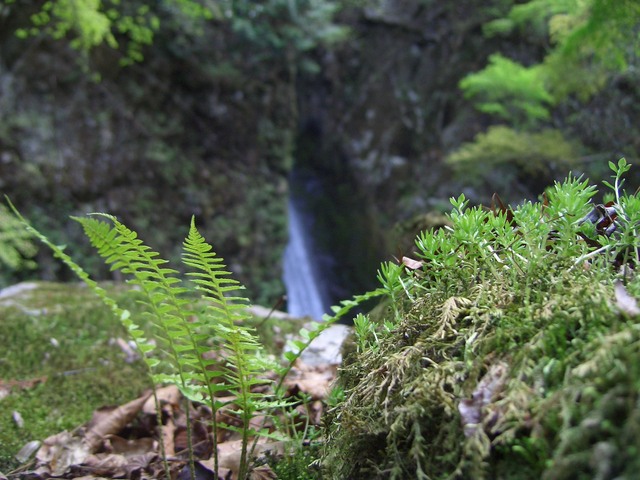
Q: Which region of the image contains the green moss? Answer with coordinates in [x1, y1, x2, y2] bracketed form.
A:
[323, 167, 640, 479]
[0, 283, 150, 472]
[447, 126, 582, 179]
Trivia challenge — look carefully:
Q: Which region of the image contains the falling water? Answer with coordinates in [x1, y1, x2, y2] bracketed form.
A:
[282, 194, 332, 320]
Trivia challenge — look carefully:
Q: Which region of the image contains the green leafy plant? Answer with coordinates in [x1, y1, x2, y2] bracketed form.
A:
[353, 313, 377, 354]
[453, 0, 640, 189]
[580, 158, 640, 270]
[482, 0, 640, 101]
[446, 126, 581, 179]
[459, 54, 554, 124]
[8, 0, 218, 66]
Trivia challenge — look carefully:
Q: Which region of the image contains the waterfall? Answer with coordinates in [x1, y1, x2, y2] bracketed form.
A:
[283, 194, 332, 320]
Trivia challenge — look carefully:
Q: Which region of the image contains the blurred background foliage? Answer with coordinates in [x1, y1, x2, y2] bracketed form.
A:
[451, 0, 640, 192]
[0, 0, 638, 304]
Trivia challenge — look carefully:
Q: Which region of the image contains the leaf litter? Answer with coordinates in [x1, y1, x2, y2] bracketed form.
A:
[8, 361, 336, 479]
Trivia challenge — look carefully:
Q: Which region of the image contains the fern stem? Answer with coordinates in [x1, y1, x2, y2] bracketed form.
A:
[152, 390, 173, 480]
[183, 218, 262, 479]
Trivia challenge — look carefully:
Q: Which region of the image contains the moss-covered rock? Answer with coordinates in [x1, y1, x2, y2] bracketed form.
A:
[323, 172, 640, 479]
[0, 282, 152, 471]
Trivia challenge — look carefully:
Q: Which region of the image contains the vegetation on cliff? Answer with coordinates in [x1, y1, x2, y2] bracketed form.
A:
[450, 0, 640, 193]
[2, 0, 638, 302]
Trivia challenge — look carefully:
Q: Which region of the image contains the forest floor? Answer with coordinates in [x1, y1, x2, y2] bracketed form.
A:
[0, 282, 336, 479]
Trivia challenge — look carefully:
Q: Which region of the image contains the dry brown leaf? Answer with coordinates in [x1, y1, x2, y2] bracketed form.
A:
[36, 431, 90, 476]
[125, 452, 158, 477]
[173, 407, 213, 459]
[208, 439, 285, 480]
[105, 435, 156, 456]
[142, 384, 182, 415]
[83, 391, 152, 452]
[402, 256, 424, 270]
[161, 416, 177, 457]
[283, 362, 336, 400]
[15, 440, 42, 463]
[79, 453, 129, 477]
[250, 464, 277, 480]
[197, 460, 233, 480]
[458, 362, 508, 437]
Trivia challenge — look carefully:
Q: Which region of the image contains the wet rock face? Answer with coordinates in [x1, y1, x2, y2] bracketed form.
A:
[0, 22, 291, 303]
[0, 0, 530, 299]
[296, 1, 507, 233]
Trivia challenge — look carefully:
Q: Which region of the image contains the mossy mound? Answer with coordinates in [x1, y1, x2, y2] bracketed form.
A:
[0, 282, 152, 472]
[324, 170, 640, 479]
[0, 281, 309, 473]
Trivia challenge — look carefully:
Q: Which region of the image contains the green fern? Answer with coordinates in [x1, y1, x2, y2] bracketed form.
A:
[6, 204, 283, 479]
[182, 216, 273, 479]
[72, 214, 207, 475]
[4, 200, 405, 479]
[0, 202, 37, 272]
[5, 201, 172, 479]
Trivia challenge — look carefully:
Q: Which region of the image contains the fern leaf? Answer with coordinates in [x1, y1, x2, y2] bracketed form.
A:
[4, 205, 154, 358]
[0, 202, 37, 270]
[183, 216, 270, 479]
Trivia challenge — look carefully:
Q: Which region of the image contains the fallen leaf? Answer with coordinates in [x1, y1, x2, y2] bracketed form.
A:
[142, 384, 182, 415]
[125, 452, 158, 477]
[75, 452, 129, 477]
[283, 362, 336, 400]
[489, 193, 515, 225]
[36, 431, 90, 476]
[161, 415, 177, 457]
[208, 439, 285, 480]
[401, 256, 424, 270]
[458, 362, 508, 437]
[14, 440, 41, 463]
[84, 391, 152, 452]
[614, 281, 640, 316]
[250, 464, 277, 480]
[105, 435, 156, 456]
[178, 461, 218, 480]
[12, 410, 24, 428]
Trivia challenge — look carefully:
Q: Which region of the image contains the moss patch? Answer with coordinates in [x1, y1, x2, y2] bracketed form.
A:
[0, 282, 151, 472]
[323, 171, 640, 479]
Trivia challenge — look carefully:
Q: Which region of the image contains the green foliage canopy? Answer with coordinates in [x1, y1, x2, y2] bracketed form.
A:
[468, 0, 640, 110]
[8, 0, 219, 65]
[459, 54, 554, 125]
[7, 0, 350, 69]
[447, 126, 580, 176]
[451, 0, 640, 184]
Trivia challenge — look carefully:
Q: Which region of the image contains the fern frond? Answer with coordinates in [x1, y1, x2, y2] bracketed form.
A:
[73, 214, 208, 479]
[0, 200, 37, 270]
[183, 216, 271, 479]
[74, 214, 225, 383]
[6, 202, 172, 478]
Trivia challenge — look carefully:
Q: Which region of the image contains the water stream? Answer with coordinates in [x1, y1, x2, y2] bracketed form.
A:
[282, 189, 332, 320]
